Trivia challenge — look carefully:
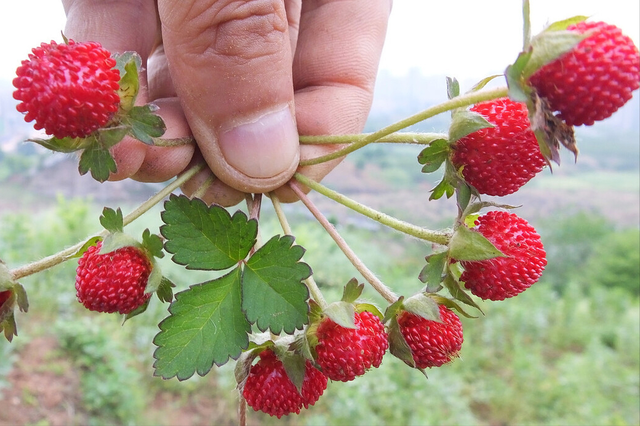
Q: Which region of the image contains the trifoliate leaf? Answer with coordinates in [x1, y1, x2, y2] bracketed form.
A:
[418, 251, 448, 291]
[114, 51, 142, 112]
[160, 194, 258, 271]
[341, 278, 364, 304]
[124, 104, 166, 144]
[153, 268, 250, 380]
[78, 143, 117, 182]
[242, 235, 311, 335]
[448, 110, 494, 143]
[403, 293, 441, 322]
[448, 224, 505, 261]
[100, 207, 124, 233]
[323, 301, 356, 329]
[417, 139, 449, 173]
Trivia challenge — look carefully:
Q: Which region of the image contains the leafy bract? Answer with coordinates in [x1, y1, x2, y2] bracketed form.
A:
[161, 195, 258, 270]
[242, 235, 311, 334]
[153, 268, 250, 380]
[78, 144, 117, 182]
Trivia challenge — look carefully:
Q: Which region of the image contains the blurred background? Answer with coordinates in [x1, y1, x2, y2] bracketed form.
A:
[1, 1, 638, 425]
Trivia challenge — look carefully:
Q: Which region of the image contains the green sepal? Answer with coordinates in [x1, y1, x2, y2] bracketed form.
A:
[0, 261, 14, 291]
[542, 15, 589, 33]
[354, 303, 384, 320]
[382, 296, 405, 324]
[443, 272, 484, 314]
[448, 110, 494, 144]
[430, 177, 456, 201]
[417, 139, 449, 173]
[113, 51, 142, 112]
[235, 348, 263, 389]
[278, 350, 307, 393]
[448, 224, 505, 262]
[341, 278, 364, 304]
[122, 298, 150, 324]
[123, 104, 167, 145]
[13, 283, 28, 313]
[467, 75, 502, 94]
[28, 135, 92, 153]
[145, 261, 163, 294]
[99, 232, 140, 255]
[100, 207, 124, 234]
[323, 301, 356, 329]
[505, 50, 534, 102]
[521, 30, 589, 79]
[386, 316, 427, 377]
[67, 236, 102, 260]
[403, 293, 441, 323]
[97, 125, 129, 149]
[429, 294, 478, 319]
[0, 313, 18, 343]
[456, 183, 473, 213]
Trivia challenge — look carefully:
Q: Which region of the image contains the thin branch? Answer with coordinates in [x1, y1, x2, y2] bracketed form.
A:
[299, 132, 448, 145]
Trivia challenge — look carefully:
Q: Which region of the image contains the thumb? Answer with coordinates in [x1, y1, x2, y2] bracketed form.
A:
[157, 0, 299, 194]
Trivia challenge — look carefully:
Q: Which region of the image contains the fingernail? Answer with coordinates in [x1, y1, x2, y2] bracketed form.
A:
[218, 107, 299, 179]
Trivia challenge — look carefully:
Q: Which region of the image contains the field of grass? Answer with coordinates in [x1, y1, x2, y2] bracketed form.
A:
[0, 194, 638, 425]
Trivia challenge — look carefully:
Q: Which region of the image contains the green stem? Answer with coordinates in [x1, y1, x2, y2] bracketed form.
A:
[289, 181, 398, 304]
[294, 173, 450, 245]
[10, 162, 206, 281]
[299, 132, 448, 145]
[152, 136, 195, 147]
[300, 86, 508, 166]
[270, 192, 328, 309]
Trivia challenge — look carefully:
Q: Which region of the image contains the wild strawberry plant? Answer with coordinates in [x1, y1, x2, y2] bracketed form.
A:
[1, 2, 639, 423]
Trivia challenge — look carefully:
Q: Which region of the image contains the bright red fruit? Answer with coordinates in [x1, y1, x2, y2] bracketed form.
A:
[242, 349, 327, 418]
[75, 241, 152, 314]
[451, 98, 546, 197]
[458, 211, 547, 301]
[529, 21, 640, 126]
[13, 40, 121, 139]
[398, 305, 463, 369]
[315, 310, 388, 382]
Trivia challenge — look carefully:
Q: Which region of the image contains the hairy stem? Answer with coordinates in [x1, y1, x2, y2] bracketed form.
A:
[300, 86, 508, 166]
[10, 162, 206, 281]
[299, 132, 448, 145]
[289, 181, 398, 304]
[270, 193, 328, 309]
[152, 136, 195, 147]
[294, 173, 450, 245]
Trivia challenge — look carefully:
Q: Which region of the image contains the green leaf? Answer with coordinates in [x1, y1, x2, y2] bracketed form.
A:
[323, 301, 356, 329]
[446, 76, 460, 100]
[97, 125, 129, 149]
[155, 277, 176, 303]
[505, 50, 533, 102]
[449, 224, 505, 261]
[153, 268, 250, 380]
[78, 144, 117, 182]
[449, 110, 494, 143]
[243, 235, 311, 335]
[279, 351, 307, 393]
[124, 104, 167, 144]
[456, 183, 472, 212]
[403, 293, 441, 322]
[114, 51, 142, 112]
[67, 236, 102, 260]
[341, 278, 363, 304]
[418, 251, 448, 291]
[417, 139, 449, 173]
[142, 229, 165, 259]
[100, 207, 124, 233]
[28, 135, 92, 153]
[122, 298, 150, 323]
[161, 194, 258, 270]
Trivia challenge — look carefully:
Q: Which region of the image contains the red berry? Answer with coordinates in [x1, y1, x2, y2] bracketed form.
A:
[315, 310, 388, 382]
[242, 349, 327, 418]
[529, 21, 640, 126]
[75, 241, 152, 314]
[398, 305, 463, 369]
[13, 40, 121, 139]
[458, 211, 547, 301]
[0, 290, 11, 307]
[451, 98, 546, 197]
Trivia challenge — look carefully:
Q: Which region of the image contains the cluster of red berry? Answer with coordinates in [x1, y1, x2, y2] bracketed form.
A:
[3, 14, 639, 421]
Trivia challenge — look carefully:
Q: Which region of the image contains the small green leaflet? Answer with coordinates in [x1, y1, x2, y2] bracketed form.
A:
[153, 268, 250, 380]
[449, 224, 505, 262]
[448, 110, 494, 143]
[78, 144, 117, 182]
[418, 251, 448, 292]
[123, 104, 166, 145]
[417, 139, 449, 173]
[161, 195, 258, 270]
[243, 235, 311, 334]
[100, 207, 124, 233]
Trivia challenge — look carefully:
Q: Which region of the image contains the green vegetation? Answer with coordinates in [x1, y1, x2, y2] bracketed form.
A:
[1, 196, 638, 425]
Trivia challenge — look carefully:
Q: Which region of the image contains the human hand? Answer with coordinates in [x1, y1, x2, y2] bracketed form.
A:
[62, 0, 391, 206]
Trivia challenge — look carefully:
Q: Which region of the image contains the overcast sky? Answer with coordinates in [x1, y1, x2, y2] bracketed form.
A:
[1, 1, 638, 82]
